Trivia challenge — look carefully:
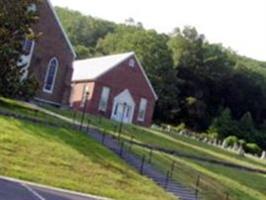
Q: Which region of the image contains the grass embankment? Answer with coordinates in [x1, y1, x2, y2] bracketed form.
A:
[41, 105, 266, 200]
[0, 101, 175, 200]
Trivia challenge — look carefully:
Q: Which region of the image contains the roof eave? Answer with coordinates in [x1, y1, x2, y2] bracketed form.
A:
[47, 0, 77, 58]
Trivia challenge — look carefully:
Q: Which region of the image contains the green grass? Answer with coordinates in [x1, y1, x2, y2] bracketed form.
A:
[44, 104, 266, 169]
[0, 115, 175, 200]
[1, 99, 266, 200]
[39, 105, 266, 200]
[126, 143, 266, 200]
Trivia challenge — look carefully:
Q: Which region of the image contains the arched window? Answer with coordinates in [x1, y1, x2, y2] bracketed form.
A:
[43, 57, 58, 93]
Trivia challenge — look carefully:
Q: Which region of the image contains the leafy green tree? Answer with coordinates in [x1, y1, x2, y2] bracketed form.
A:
[0, 0, 40, 97]
[239, 112, 254, 132]
[56, 7, 116, 51]
[97, 25, 180, 122]
[209, 108, 240, 138]
[56, 8, 266, 149]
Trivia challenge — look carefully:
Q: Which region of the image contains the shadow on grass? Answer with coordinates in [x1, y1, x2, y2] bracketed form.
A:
[15, 118, 133, 176]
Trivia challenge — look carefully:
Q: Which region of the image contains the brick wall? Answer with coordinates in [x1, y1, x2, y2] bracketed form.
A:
[71, 55, 156, 127]
[29, 0, 74, 105]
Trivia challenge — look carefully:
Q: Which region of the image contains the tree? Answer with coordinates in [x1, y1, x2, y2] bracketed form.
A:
[209, 108, 239, 138]
[0, 0, 40, 97]
[55, 7, 116, 50]
[97, 25, 180, 122]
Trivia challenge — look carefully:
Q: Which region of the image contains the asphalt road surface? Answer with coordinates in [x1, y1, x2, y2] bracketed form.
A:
[0, 178, 104, 200]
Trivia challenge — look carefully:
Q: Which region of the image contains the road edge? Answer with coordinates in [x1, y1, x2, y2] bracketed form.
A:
[0, 175, 112, 200]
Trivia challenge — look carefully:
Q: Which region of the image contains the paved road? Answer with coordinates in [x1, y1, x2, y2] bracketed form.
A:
[0, 178, 105, 200]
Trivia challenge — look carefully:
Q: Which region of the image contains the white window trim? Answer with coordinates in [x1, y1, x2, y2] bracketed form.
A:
[43, 57, 59, 94]
[137, 98, 148, 122]
[80, 85, 89, 108]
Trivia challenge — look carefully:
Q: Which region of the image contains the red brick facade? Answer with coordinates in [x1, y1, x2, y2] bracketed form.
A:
[71, 55, 157, 127]
[29, 0, 75, 106]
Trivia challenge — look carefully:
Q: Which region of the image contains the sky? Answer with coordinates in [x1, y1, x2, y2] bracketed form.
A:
[51, 0, 266, 61]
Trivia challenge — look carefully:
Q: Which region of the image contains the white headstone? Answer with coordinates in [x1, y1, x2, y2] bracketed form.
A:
[261, 151, 266, 160]
[233, 143, 239, 152]
[203, 137, 208, 143]
[222, 140, 227, 148]
[237, 145, 245, 156]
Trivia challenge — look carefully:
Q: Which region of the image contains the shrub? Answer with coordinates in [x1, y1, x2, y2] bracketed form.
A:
[173, 123, 186, 132]
[244, 143, 262, 155]
[224, 136, 238, 147]
[238, 139, 246, 146]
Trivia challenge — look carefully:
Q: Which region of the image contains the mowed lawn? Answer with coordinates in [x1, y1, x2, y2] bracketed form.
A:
[1, 99, 266, 200]
[0, 116, 175, 200]
[40, 105, 266, 200]
[41, 104, 266, 170]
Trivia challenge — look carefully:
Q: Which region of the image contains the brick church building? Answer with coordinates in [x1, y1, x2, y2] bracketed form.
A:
[18, 0, 76, 106]
[70, 52, 158, 127]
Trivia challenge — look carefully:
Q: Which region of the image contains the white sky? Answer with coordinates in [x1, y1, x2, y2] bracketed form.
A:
[51, 0, 266, 61]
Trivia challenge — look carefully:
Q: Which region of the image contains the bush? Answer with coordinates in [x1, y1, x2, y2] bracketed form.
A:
[224, 136, 238, 147]
[244, 143, 262, 155]
[172, 123, 186, 132]
[238, 139, 246, 146]
[16, 75, 39, 101]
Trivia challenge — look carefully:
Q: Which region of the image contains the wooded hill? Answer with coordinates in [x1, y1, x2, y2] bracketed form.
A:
[55, 7, 266, 149]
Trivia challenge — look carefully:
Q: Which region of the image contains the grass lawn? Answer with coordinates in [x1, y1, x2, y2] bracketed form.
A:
[0, 115, 175, 200]
[40, 103, 266, 169]
[1, 98, 266, 200]
[39, 105, 266, 200]
[127, 143, 266, 200]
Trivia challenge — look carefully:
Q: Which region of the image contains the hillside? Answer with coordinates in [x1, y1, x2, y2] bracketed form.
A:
[0, 99, 175, 200]
[41, 104, 266, 200]
[1, 98, 266, 199]
[55, 7, 266, 151]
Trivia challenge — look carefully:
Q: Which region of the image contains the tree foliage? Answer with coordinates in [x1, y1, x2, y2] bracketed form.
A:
[0, 0, 40, 98]
[56, 8, 266, 148]
[97, 25, 179, 122]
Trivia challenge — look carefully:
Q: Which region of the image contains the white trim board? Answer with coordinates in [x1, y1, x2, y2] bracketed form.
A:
[34, 97, 61, 107]
[134, 55, 158, 100]
[46, 0, 76, 58]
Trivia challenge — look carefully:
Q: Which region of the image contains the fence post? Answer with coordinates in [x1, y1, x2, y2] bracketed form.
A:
[148, 148, 153, 164]
[119, 141, 124, 157]
[72, 111, 77, 129]
[34, 109, 38, 123]
[164, 171, 170, 189]
[128, 135, 134, 151]
[195, 175, 201, 200]
[98, 115, 102, 124]
[140, 155, 146, 175]
[170, 161, 176, 178]
[102, 131, 106, 144]
[113, 124, 117, 133]
[86, 118, 90, 133]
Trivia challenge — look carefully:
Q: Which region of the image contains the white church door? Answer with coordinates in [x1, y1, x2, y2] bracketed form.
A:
[111, 89, 135, 124]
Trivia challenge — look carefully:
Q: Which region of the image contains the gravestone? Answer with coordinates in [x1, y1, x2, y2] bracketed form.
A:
[166, 125, 171, 133]
[222, 140, 227, 149]
[261, 151, 266, 160]
[203, 137, 209, 143]
[237, 145, 245, 156]
[233, 143, 239, 152]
